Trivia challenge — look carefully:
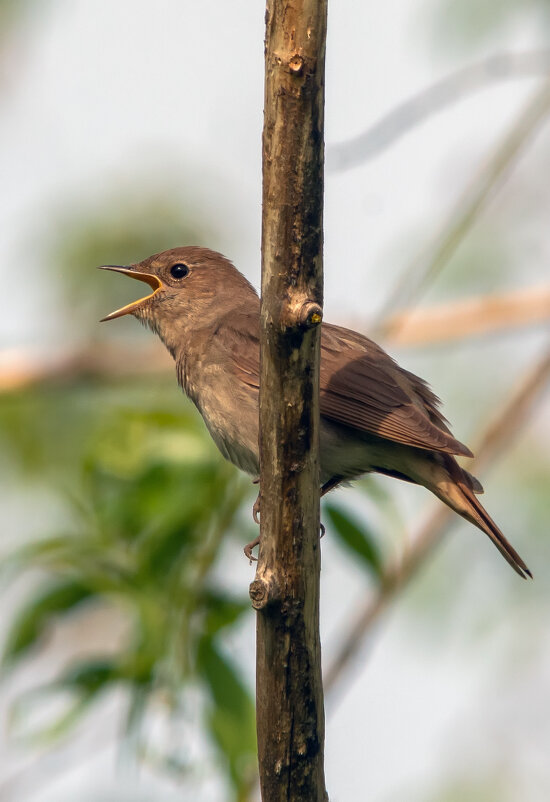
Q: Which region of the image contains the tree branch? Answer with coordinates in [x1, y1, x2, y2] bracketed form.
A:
[252, 1, 328, 800]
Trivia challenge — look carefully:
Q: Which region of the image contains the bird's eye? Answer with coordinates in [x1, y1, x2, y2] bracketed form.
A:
[170, 263, 190, 279]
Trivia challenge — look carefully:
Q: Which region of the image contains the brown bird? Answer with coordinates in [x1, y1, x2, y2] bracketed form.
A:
[100, 246, 531, 578]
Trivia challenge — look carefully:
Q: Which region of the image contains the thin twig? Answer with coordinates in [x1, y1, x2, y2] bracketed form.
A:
[383, 283, 550, 345]
[375, 79, 550, 331]
[324, 345, 550, 695]
[328, 50, 550, 172]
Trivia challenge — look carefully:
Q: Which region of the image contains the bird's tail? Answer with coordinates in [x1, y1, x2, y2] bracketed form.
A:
[427, 457, 532, 579]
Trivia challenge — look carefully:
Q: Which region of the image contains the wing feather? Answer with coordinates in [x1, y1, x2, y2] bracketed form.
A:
[220, 314, 472, 458]
[319, 324, 472, 457]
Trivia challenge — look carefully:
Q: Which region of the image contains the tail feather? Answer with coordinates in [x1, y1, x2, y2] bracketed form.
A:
[437, 458, 532, 579]
[455, 481, 532, 579]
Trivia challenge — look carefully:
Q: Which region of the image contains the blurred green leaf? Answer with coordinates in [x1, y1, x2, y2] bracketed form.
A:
[10, 658, 119, 745]
[56, 658, 119, 693]
[3, 580, 93, 665]
[13, 693, 97, 745]
[202, 591, 250, 637]
[325, 503, 383, 579]
[199, 638, 256, 796]
[1, 377, 255, 797]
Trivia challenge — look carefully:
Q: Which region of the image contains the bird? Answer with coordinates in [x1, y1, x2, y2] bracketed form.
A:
[99, 246, 531, 578]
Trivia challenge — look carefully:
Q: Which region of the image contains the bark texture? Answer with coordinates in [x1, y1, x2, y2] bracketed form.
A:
[252, 1, 328, 801]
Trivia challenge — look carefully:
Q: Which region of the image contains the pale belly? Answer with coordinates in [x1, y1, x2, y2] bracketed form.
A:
[195, 375, 424, 487]
[207, 421, 260, 476]
[195, 377, 261, 476]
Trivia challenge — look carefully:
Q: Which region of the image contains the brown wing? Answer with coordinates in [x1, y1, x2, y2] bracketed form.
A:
[320, 324, 473, 457]
[216, 308, 261, 389]
[221, 313, 472, 458]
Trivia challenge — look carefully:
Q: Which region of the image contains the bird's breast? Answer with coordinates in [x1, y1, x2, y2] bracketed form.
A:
[182, 359, 260, 476]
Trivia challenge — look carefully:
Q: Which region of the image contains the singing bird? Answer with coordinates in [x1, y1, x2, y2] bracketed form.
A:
[100, 246, 530, 578]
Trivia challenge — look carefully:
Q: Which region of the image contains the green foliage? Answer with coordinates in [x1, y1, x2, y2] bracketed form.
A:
[0, 376, 406, 797]
[324, 503, 383, 579]
[2, 579, 93, 665]
[199, 639, 257, 795]
[0, 163, 259, 797]
[1, 381, 257, 800]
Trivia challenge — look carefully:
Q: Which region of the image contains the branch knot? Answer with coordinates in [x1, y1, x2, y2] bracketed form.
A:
[249, 573, 281, 610]
[289, 54, 304, 75]
[297, 300, 323, 328]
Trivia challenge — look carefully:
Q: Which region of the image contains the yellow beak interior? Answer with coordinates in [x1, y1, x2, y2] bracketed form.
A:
[99, 266, 163, 321]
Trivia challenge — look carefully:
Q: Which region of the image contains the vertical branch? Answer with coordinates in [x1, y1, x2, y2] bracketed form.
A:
[250, 1, 328, 801]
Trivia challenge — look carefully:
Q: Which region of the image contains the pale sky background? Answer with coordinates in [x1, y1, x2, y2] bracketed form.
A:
[1, 2, 550, 801]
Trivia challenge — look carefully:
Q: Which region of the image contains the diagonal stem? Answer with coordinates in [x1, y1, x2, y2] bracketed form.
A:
[375, 79, 550, 331]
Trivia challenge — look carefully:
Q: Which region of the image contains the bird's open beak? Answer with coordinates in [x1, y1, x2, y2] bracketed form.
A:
[99, 265, 163, 321]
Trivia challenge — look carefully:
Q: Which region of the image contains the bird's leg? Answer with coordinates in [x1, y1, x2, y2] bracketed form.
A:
[244, 534, 260, 562]
[319, 475, 344, 537]
[252, 487, 261, 525]
[243, 482, 261, 562]
[244, 475, 344, 560]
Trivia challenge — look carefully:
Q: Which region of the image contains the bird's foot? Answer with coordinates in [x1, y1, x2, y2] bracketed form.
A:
[244, 490, 325, 562]
[244, 492, 261, 562]
[244, 535, 260, 563]
[252, 492, 261, 526]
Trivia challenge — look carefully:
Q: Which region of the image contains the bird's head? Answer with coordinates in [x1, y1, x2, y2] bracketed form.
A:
[100, 246, 258, 349]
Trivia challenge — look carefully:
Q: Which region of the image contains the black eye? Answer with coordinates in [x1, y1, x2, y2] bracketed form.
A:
[170, 263, 190, 279]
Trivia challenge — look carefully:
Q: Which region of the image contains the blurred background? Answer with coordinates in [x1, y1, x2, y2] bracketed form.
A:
[1, 1, 549, 800]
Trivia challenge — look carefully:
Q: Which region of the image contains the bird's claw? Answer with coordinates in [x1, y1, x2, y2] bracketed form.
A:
[246, 487, 324, 561]
[252, 495, 261, 525]
[244, 536, 260, 563]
